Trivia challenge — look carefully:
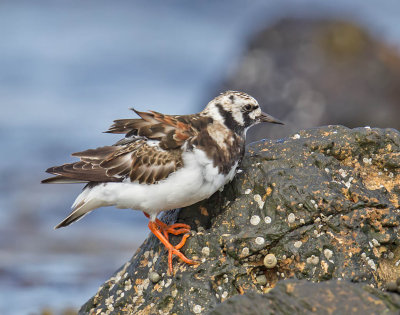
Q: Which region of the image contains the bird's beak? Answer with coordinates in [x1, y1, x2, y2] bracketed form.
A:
[259, 112, 284, 125]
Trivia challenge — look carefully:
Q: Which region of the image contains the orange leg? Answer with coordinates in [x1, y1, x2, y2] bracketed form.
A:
[143, 212, 191, 240]
[144, 213, 198, 274]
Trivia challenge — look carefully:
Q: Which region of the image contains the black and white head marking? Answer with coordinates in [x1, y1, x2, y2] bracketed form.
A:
[203, 91, 263, 134]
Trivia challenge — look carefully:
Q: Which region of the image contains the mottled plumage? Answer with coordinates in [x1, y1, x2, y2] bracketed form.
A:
[42, 90, 283, 273]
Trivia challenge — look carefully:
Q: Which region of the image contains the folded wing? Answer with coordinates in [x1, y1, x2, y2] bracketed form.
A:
[42, 109, 205, 185]
[42, 140, 184, 185]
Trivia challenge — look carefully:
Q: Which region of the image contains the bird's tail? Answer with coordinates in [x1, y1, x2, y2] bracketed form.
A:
[54, 186, 103, 229]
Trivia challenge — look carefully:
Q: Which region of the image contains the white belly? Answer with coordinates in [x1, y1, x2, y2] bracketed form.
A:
[83, 149, 238, 219]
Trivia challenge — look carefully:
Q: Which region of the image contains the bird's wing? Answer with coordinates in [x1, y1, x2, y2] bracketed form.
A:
[42, 139, 183, 185]
[105, 109, 204, 149]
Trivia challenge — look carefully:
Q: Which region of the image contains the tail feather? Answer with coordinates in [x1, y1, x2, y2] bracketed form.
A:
[54, 186, 104, 229]
[54, 209, 88, 229]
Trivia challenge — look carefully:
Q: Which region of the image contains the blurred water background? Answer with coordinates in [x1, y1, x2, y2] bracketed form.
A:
[1, 1, 400, 314]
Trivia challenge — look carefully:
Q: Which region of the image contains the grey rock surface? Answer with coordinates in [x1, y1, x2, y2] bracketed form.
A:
[209, 279, 400, 315]
[80, 126, 400, 314]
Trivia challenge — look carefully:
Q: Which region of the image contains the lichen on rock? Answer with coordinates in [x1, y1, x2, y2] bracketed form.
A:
[80, 126, 400, 314]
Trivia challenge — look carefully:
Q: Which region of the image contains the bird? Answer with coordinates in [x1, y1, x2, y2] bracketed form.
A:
[42, 90, 284, 274]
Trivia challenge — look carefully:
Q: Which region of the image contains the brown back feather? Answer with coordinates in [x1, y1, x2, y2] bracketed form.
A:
[42, 140, 183, 185]
[42, 109, 243, 185]
[105, 109, 198, 149]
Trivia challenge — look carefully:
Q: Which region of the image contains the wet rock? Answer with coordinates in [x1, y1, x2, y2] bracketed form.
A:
[80, 126, 400, 314]
[209, 279, 400, 315]
[216, 19, 400, 142]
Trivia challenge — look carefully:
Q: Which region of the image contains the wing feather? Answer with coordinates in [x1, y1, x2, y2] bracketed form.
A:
[42, 108, 211, 185]
[42, 140, 183, 185]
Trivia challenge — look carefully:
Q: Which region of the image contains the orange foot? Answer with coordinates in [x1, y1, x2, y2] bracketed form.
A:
[144, 213, 198, 274]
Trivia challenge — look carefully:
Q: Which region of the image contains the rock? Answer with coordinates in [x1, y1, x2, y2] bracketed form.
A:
[216, 19, 400, 142]
[387, 281, 398, 292]
[80, 126, 400, 314]
[209, 279, 400, 315]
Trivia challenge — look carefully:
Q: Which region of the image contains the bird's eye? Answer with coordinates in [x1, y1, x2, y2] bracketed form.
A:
[244, 104, 253, 111]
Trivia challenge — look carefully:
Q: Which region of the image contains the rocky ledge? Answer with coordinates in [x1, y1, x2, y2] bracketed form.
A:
[80, 125, 400, 314]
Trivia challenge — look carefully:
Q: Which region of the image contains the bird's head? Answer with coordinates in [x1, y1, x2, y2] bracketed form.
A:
[203, 90, 283, 134]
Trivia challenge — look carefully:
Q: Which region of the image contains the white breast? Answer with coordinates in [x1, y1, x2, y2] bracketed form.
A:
[81, 148, 238, 220]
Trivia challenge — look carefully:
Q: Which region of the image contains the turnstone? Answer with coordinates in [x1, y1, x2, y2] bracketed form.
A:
[42, 91, 283, 273]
